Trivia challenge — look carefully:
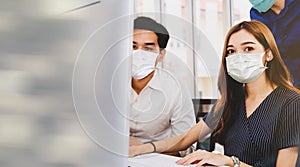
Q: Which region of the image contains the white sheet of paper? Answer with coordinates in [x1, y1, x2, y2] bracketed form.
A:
[128, 153, 196, 167]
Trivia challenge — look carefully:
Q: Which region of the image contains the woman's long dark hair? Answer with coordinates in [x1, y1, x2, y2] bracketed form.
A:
[212, 20, 299, 138]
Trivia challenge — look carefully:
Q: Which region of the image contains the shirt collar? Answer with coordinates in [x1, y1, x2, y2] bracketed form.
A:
[146, 68, 162, 90]
[130, 68, 162, 97]
[276, 0, 294, 17]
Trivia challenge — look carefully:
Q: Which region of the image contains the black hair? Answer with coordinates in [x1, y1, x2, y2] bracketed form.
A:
[134, 16, 169, 49]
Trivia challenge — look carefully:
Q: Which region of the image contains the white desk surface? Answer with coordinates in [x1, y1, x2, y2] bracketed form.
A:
[128, 153, 196, 167]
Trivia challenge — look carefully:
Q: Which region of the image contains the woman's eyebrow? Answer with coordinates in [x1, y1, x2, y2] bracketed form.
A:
[241, 41, 256, 46]
[227, 41, 256, 48]
[226, 44, 234, 48]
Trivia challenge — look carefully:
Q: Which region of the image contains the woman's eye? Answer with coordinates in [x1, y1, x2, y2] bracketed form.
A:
[245, 47, 254, 52]
[226, 49, 235, 55]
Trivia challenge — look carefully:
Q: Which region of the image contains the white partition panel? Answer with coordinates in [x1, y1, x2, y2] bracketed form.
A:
[0, 0, 132, 166]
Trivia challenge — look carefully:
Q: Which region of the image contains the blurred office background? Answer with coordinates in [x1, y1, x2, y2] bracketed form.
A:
[0, 0, 251, 166]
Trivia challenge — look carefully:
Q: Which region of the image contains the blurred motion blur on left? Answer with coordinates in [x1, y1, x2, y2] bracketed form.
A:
[0, 1, 132, 166]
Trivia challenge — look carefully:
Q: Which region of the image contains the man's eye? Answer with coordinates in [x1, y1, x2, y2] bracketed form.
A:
[144, 47, 154, 51]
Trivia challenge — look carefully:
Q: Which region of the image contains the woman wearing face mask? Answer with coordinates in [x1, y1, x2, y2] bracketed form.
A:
[129, 20, 300, 167]
[249, 0, 300, 89]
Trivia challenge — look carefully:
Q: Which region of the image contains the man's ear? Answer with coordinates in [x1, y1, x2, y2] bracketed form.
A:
[156, 49, 166, 62]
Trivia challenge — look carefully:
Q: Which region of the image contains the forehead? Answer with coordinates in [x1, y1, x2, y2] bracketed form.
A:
[228, 29, 259, 46]
[133, 29, 158, 44]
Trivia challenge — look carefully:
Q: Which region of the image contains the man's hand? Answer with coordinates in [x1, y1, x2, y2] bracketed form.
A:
[130, 136, 143, 146]
[128, 145, 139, 157]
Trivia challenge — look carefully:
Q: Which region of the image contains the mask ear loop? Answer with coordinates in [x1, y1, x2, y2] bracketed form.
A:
[265, 59, 269, 67]
[156, 48, 165, 68]
[264, 50, 271, 67]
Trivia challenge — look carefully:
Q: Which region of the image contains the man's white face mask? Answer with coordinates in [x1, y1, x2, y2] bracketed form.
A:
[132, 49, 159, 80]
[226, 52, 268, 83]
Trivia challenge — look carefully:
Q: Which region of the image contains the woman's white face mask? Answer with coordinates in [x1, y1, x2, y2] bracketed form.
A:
[132, 49, 159, 80]
[226, 52, 268, 83]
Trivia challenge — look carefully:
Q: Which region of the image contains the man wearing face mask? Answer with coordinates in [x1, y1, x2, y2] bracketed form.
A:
[129, 16, 196, 156]
[249, 0, 300, 88]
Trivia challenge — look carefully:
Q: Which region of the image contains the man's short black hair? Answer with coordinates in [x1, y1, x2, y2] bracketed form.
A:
[134, 16, 169, 49]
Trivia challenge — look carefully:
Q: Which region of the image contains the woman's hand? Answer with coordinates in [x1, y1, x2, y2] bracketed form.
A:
[176, 149, 233, 167]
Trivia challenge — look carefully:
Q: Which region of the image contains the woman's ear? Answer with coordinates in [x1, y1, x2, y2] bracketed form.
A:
[266, 49, 274, 62]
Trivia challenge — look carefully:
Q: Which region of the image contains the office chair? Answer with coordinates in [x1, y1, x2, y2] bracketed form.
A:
[192, 98, 217, 151]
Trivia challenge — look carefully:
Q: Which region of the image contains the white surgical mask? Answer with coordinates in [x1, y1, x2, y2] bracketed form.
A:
[226, 52, 268, 83]
[132, 49, 158, 80]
